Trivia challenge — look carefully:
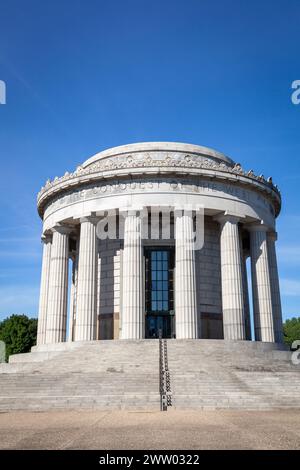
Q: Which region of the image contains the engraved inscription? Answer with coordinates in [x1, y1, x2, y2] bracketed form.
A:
[44, 177, 272, 219]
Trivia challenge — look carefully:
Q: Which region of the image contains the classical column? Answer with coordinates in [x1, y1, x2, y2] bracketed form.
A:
[75, 217, 98, 341]
[37, 234, 52, 345]
[121, 210, 144, 339]
[68, 249, 79, 342]
[268, 231, 283, 343]
[175, 210, 198, 339]
[45, 225, 70, 344]
[249, 224, 275, 342]
[217, 215, 246, 340]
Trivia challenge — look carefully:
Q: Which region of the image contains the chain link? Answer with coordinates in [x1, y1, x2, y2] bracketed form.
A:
[159, 329, 172, 411]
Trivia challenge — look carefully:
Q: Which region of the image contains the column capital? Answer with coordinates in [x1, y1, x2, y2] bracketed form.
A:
[268, 231, 278, 242]
[174, 204, 203, 213]
[41, 232, 52, 244]
[214, 212, 243, 225]
[51, 223, 73, 235]
[247, 222, 270, 233]
[79, 215, 99, 225]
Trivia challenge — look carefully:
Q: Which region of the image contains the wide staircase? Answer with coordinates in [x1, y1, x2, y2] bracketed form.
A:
[0, 339, 299, 411]
[0, 340, 160, 411]
[167, 340, 300, 409]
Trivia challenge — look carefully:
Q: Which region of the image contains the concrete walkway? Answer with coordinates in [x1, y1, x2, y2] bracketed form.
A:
[0, 409, 300, 450]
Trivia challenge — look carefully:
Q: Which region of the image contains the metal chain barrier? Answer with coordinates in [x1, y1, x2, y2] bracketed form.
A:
[159, 329, 172, 411]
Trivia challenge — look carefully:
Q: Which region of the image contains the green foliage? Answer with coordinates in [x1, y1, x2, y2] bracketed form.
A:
[0, 314, 37, 361]
[283, 317, 300, 347]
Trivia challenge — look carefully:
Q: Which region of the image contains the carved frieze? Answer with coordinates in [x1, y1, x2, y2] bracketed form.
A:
[38, 152, 279, 199]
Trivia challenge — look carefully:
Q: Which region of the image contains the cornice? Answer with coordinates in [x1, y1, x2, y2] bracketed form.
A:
[37, 152, 281, 218]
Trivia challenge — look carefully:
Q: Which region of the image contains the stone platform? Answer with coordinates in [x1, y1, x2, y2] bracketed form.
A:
[0, 340, 299, 411]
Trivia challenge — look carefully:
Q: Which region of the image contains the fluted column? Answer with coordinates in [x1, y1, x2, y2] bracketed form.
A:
[217, 215, 246, 340]
[175, 210, 198, 339]
[249, 224, 275, 342]
[37, 234, 52, 345]
[75, 217, 98, 341]
[268, 231, 283, 343]
[45, 225, 70, 344]
[121, 210, 144, 339]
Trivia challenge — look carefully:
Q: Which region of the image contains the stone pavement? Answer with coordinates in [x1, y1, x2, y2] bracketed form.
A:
[0, 409, 299, 450]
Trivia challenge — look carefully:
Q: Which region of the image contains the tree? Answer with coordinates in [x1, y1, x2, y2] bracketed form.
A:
[0, 314, 37, 361]
[283, 317, 300, 347]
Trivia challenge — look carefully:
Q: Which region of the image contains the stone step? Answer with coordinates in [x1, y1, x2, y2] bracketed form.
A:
[0, 339, 299, 411]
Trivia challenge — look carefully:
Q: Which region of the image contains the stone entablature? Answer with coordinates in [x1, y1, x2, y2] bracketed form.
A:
[37, 142, 281, 219]
[41, 177, 276, 233]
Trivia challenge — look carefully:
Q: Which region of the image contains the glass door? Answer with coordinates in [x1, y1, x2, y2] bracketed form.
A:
[145, 248, 175, 338]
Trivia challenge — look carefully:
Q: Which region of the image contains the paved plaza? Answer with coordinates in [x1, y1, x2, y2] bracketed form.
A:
[0, 409, 299, 450]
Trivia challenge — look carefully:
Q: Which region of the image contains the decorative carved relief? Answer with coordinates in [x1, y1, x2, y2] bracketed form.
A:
[37, 151, 280, 204]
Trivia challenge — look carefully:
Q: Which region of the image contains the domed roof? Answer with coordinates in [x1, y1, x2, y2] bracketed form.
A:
[37, 140, 281, 219]
[82, 142, 235, 168]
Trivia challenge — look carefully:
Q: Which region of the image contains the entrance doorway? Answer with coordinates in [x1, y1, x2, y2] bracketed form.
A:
[145, 247, 175, 338]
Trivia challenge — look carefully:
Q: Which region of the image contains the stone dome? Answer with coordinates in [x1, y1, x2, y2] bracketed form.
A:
[82, 142, 235, 169]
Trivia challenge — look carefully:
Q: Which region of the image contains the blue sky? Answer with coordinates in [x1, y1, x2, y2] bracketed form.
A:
[0, 0, 299, 321]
